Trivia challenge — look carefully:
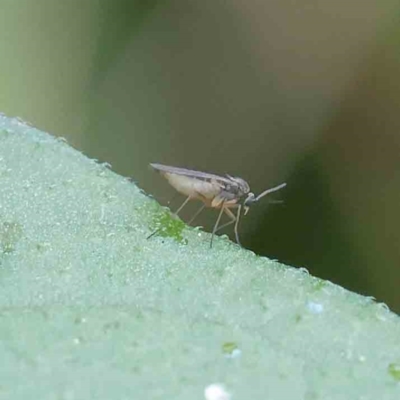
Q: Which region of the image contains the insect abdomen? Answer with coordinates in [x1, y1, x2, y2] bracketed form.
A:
[163, 172, 221, 202]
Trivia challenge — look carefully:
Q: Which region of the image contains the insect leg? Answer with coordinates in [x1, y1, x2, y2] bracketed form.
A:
[214, 219, 235, 233]
[147, 196, 191, 239]
[210, 203, 226, 248]
[187, 203, 206, 225]
[174, 196, 192, 216]
[220, 207, 242, 246]
[214, 208, 236, 233]
[233, 204, 242, 246]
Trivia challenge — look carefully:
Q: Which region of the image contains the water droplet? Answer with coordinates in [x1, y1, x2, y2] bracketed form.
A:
[74, 316, 86, 325]
[204, 383, 231, 400]
[298, 267, 309, 275]
[377, 302, 390, 312]
[306, 301, 324, 314]
[375, 302, 390, 321]
[73, 337, 82, 345]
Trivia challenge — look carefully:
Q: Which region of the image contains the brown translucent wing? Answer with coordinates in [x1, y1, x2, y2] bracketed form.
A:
[150, 163, 234, 186]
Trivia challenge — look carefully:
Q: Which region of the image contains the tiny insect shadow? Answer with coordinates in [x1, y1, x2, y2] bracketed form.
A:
[147, 163, 286, 248]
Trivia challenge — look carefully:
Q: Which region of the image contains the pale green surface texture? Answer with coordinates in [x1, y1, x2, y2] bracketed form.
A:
[0, 115, 400, 399]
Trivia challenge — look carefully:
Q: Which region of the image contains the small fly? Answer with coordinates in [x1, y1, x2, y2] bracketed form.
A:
[148, 163, 286, 247]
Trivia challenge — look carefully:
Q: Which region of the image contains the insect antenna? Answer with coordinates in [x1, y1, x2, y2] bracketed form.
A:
[255, 183, 287, 202]
[266, 199, 284, 205]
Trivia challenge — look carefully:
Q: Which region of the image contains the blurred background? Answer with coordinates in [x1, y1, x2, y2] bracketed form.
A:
[1, 0, 400, 312]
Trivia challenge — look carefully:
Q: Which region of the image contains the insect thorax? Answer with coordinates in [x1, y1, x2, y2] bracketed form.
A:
[224, 176, 250, 197]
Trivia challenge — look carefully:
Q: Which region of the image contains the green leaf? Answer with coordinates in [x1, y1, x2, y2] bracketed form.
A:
[0, 115, 400, 400]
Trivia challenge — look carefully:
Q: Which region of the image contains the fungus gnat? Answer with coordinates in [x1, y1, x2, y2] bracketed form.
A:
[148, 163, 286, 247]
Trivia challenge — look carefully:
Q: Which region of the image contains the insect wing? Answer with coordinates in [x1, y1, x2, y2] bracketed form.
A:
[150, 163, 250, 199]
[150, 163, 232, 185]
[150, 163, 224, 202]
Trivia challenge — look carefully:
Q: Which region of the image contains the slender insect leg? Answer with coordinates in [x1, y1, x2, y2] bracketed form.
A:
[187, 203, 206, 225]
[233, 204, 242, 246]
[214, 219, 235, 233]
[221, 207, 242, 246]
[174, 196, 192, 216]
[214, 209, 236, 233]
[147, 196, 192, 239]
[210, 204, 226, 248]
